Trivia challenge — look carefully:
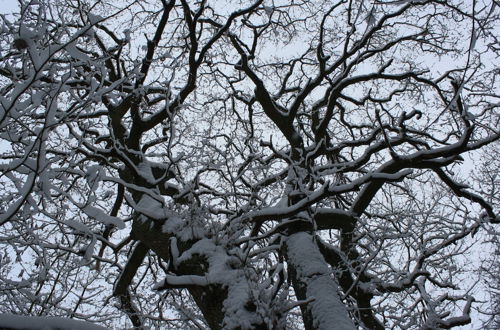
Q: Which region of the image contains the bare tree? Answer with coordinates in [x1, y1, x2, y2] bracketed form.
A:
[470, 143, 500, 329]
[0, 0, 498, 329]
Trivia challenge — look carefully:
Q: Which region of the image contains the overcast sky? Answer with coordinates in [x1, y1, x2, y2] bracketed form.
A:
[0, 0, 18, 15]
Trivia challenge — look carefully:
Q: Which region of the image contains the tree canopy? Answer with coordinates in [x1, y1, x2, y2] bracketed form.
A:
[0, 0, 499, 329]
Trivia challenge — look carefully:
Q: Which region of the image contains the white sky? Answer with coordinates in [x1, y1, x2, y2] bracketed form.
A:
[0, 0, 17, 15]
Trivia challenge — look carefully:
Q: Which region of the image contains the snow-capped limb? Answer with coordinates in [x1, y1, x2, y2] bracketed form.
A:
[350, 128, 476, 216]
[153, 273, 210, 289]
[132, 216, 269, 329]
[313, 208, 357, 230]
[0, 172, 36, 227]
[330, 168, 413, 194]
[232, 168, 412, 229]
[285, 232, 356, 330]
[430, 295, 475, 329]
[381, 0, 426, 7]
[433, 168, 498, 222]
[113, 242, 148, 329]
[416, 280, 476, 329]
[83, 205, 125, 229]
[317, 238, 385, 329]
[169, 236, 180, 269]
[233, 182, 329, 225]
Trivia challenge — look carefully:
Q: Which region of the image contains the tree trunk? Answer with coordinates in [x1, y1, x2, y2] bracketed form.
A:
[284, 232, 356, 330]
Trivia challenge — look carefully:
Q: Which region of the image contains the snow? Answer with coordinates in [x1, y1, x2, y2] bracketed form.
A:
[286, 232, 356, 330]
[85, 165, 102, 191]
[153, 274, 209, 289]
[65, 42, 91, 62]
[161, 216, 205, 241]
[163, 238, 263, 328]
[136, 161, 157, 185]
[83, 205, 125, 229]
[134, 194, 170, 221]
[0, 172, 36, 226]
[0, 314, 109, 330]
[65, 219, 91, 234]
[222, 279, 262, 330]
[169, 237, 179, 268]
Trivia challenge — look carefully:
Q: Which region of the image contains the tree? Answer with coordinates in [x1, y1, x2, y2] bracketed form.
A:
[0, 0, 498, 329]
[473, 143, 500, 329]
